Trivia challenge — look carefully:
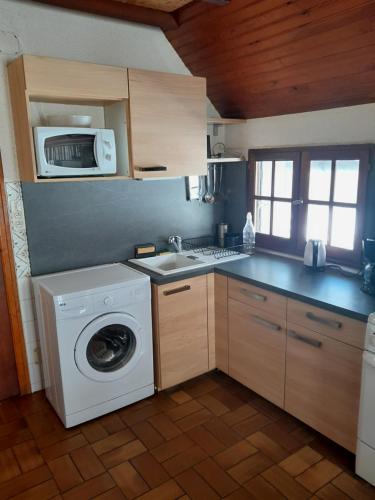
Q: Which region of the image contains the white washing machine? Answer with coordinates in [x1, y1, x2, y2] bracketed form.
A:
[32, 264, 154, 427]
[356, 312, 375, 486]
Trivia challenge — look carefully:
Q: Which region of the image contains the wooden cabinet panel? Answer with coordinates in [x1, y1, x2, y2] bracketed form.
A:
[215, 274, 228, 374]
[228, 299, 286, 407]
[228, 279, 287, 319]
[23, 55, 128, 100]
[128, 68, 206, 178]
[287, 299, 365, 349]
[153, 276, 208, 390]
[285, 322, 362, 452]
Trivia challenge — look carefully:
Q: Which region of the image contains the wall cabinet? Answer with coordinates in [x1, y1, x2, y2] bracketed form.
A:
[152, 275, 213, 390]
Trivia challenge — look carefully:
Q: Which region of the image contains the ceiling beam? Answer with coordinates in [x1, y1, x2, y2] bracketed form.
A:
[31, 0, 179, 30]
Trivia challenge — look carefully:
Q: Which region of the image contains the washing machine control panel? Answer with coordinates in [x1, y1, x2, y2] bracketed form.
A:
[55, 295, 94, 318]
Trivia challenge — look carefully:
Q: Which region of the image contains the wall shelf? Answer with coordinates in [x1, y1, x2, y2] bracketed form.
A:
[207, 157, 243, 163]
[207, 117, 246, 136]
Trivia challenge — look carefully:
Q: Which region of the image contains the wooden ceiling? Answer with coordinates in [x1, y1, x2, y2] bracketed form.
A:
[166, 0, 375, 118]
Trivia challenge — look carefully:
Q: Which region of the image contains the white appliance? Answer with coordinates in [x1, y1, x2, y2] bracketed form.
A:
[303, 239, 326, 271]
[34, 127, 116, 177]
[356, 312, 375, 485]
[32, 264, 154, 427]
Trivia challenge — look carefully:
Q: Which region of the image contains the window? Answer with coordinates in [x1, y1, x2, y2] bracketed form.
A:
[249, 146, 370, 266]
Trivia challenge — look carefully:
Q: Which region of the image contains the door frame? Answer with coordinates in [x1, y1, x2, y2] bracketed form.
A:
[0, 154, 31, 395]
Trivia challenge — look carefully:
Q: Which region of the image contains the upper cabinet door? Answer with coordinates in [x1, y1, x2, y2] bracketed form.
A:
[128, 69, 207, 178]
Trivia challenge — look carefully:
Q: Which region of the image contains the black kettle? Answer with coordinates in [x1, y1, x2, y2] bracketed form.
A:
[361, 238, 375, 296]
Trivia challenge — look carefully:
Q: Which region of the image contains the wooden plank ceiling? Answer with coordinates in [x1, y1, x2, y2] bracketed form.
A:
[165, 0, 375, 118]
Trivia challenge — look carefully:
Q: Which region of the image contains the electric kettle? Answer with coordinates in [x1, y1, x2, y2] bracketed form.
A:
[304, 239, 326, 271]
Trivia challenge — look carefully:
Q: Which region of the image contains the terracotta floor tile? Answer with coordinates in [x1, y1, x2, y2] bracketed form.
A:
[163, 445, 207, 476]
[35, 428, 81, 450]
[131, 451, 169, 488]
[98, 414, 125, 435]
[296, 459, 342, 492]
[233, 413, 272, 438]
[70, 445, 105, 480]
[228, 452, 273, 484]
[0, 400, 22, 424]
[208, 387, 246, 411]
[166, 400, 203, 422]
[41, 434, 87, 461]
[47, 454, 83, 492]
[121, 404, 160, 427]
[168, 390, 192, 405]
[62, 472, 115, 500]
[291, 425, 318, 445]
[204, 417, 242, 447]
[176, 408, 212, 432]
[0, 428, 33, 453]
[261, 422, 302, 453]
[151, 433, 194, 463]
[93, 486, 126, 499]
[224, 487, 255, 500]
[279, 446, 323, 477]
[316, 482, 351, 499]
[26, 412, 58, 439]
[0, 464, 51, 499]
[136, 479, 184, 500]
[187, 425, 226, 455]
[197, 393, 230, 416]
[12, 479, 59, 500]
[244, 475, 285, 499]
[175, 467, 220, 500]
[109, 461, 149, 498]
[249, 398, 285, 421]
[132, 420, 165, 450]
[214, 440, 258, 470]
[332, 472, 375, 500]
[247, 431, 289, 462]
[100, 439, 147, 469]
[0, 448, 21, 482]
[262, 465, 311, 499]
[309, 436, 355, 471]
[147, 413, 182, 440]
[80, 422, 108, 444]
[13, 439, 44, 472]
[195, 457, 239, 496]
[92, 429, 135, 456]
[222, 404, 258, 428]
[184, 377, 219, 398]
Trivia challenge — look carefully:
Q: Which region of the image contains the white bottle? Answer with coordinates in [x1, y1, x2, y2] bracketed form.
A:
[243, 212, 256, 254]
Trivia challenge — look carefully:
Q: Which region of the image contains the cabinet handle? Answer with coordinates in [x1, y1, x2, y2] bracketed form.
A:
[252, 315, 281, 331]
[288, 329, 322, 348]
[305, 312, 342, 330]
[163, 285, 191, 296]
[240, 288, 267, 302]
[134, 166, 168, 172]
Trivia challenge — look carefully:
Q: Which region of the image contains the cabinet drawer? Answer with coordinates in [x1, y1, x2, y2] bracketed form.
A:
[228, 299, 286, 407]
[287, 299, 365, 349]
[228, 279, 286, 318]
[285, 322, 362, 452]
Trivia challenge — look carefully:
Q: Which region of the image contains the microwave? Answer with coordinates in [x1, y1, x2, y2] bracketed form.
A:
[33, 127, 117, 177]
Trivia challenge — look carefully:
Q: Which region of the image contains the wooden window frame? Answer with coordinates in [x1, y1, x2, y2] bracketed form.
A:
[248, 145, 370, 267]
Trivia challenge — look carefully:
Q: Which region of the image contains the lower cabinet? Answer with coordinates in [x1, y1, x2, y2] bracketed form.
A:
[152, 275, 210, 390]
[228, 298, 286, 408]
[285, 323, 363, 452]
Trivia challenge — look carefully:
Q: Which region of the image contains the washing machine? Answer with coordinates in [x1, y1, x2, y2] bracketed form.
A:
[32, 263, 154, 427]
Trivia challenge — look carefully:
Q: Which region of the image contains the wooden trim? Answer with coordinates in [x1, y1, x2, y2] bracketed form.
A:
[0, 156, 31, 395]
[31, 0, 179, 30]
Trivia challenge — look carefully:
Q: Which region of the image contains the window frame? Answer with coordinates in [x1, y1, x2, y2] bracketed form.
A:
[248, 145, 370, 267]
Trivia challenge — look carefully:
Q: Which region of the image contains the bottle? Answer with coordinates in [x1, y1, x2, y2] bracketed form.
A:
[243, 212, 256, 254]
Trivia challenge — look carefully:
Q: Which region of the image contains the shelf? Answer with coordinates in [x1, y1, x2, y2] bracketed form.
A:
[207, 157, 243, 164]
[207, 117, 246, 125]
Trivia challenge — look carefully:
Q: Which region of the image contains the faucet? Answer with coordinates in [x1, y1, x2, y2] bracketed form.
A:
[168, 235, 183, 253]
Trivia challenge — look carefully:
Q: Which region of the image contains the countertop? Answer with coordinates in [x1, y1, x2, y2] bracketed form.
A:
[125, 253, 375, 322]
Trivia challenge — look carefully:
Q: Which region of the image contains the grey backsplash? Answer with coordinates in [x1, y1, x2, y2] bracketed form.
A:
[22, 178, 225, 276]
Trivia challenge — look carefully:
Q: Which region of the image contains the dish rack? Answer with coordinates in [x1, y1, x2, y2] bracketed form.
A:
[182, 236, 253, 260]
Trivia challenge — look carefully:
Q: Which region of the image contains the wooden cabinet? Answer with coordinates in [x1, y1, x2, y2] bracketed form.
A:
[128, 68, 207, 179]
[152, 275, 211, 390]
[228, 297, 287, 407]
[228, 279, 287, 317]
[215, 274, 229, 374]
[285, 322, 363, 452]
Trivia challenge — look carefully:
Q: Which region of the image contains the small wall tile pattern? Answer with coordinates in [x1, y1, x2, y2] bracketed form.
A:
[0, 371, 373, 499]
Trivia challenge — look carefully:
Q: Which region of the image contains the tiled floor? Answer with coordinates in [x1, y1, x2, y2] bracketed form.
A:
[0, 371, 374, 499]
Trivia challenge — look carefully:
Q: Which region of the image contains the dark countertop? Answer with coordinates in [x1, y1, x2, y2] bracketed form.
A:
[125, 253, 375, 322]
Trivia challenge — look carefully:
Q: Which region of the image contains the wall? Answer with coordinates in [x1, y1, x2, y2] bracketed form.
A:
[0, 0, 219, 392]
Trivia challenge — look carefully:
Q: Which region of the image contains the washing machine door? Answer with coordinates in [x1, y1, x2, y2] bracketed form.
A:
[74, 312, 144, 382]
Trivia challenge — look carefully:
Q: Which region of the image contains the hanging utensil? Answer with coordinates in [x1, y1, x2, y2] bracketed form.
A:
[204, 166, 215, 204]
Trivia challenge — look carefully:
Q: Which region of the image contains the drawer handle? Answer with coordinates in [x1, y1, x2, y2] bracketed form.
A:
[288, 329, 322, 348]
[240, 288, 267, 302]
[305, 312, 342, 330]
[134, 166, 168, 172]
[163, 285, 191, 296]
[252, 315, 281, 331]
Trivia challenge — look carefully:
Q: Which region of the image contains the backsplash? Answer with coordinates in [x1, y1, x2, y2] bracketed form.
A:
[22, 178, 224, 276]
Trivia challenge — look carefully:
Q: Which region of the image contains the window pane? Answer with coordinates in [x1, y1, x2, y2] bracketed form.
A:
[255, 161, 272, 196]
[272, 201, 291, 238]
[308, 160, 332, 201]
[331, 207, 356, 250]
[255, 199, 271, 235]
[334, 160, 360, 203]
[306, 204, 329, 243]
[274, 161, 293, 198]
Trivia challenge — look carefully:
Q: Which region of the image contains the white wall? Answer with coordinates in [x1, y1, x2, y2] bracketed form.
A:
[0, 0, 218, 392]
[225, 104, 375, 157]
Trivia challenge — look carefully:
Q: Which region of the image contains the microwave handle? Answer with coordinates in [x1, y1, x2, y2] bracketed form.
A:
[93, 132, 101, 167]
